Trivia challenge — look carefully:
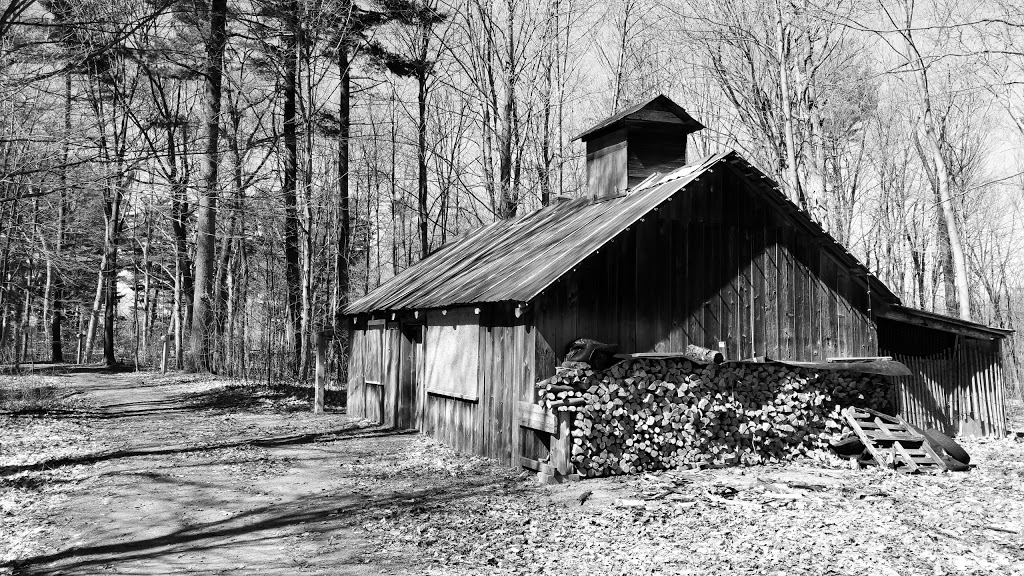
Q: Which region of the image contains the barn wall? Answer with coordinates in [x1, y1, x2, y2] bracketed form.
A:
[346, 326, 365, 418]
[879, 318, 1006, 437]
[532, 167, 878, 380]
[396, 323, 420, 430]
[345, 321, 388, 422]
[346, 307, 534, 464]
[586, 128, 628, 198]
[414, 305, 534, 466]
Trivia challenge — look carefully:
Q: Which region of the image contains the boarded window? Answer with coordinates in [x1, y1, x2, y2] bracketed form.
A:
[364, 321, 385, 384]
[424, 308, 480, 401]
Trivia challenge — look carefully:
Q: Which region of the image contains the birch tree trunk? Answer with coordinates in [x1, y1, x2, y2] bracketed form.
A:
[776, 2, 803, 209]
[84, 254, 106, 363]
[901, 13, 972, 320]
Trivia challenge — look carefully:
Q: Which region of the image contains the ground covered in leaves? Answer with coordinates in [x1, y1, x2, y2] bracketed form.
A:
[2, 371, 1023, 575]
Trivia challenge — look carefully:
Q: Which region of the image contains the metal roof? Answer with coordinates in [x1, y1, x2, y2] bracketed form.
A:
[345, 150, 899, 315]
[879, 305, 1013, 340]
[572, 94, 705, 142]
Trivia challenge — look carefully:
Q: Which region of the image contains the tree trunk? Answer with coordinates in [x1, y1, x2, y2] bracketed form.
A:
[102, 187, 122, 367]
[141, 214, 151, 358]
[223, 92, 246, 375]
[283, 9, 303, 370]
[51, 184, 66, 363]
[173, 260, 183, 368]
[53, 73, 71, 360]
[84, 253, 106, 363]
[539, 32, 552, 207]
[0, 198, 15, 360]
[498, 3, 516, 219]
[776, 4, 803, 209]
[904, 27, 972, 320]
[76, 305, 84, 364]
[189, 0, 228, 371]
[417, 69, 429, 258]
[19, 283, 30, 363]
[335, 50, 351, 332]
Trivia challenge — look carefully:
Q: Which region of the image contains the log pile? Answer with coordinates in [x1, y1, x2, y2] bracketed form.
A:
[536, 358, 894, 477]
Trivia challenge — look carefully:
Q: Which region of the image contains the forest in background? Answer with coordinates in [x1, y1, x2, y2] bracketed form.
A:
[0, 0, 1023, 396]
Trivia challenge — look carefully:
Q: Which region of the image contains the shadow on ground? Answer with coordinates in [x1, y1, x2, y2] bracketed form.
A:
[0, 424, 414, 476]
[9, 474, 512, 576]
[0, 363, 138, 376]
[179, 382, 347, 413]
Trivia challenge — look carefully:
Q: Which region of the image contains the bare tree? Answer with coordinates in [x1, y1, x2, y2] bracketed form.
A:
[881, 0, 972, 320]
[190, 0, 229, 371]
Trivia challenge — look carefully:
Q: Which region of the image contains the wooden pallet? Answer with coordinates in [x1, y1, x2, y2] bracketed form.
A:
[843, 407, 948, 472]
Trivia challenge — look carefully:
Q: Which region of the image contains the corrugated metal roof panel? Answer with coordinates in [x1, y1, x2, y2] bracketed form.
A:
[345, 151, 898, 314]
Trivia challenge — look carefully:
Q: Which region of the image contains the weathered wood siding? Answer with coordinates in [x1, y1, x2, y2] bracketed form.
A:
[879, 318, 1006, 436]
[345, 320, 388, 423]
[421, 305, 533, 466]
[348, 306, 535, 465]
[347, 327, 365, 418]
[532, 167, 878, 380]
[396, 323, 420, 430]
[586, 128, 628, 198]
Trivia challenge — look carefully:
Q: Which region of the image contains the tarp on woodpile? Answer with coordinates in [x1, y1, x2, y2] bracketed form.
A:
[345, 150, 898, 314]
[757, 359, 912, 377]
[613, 352, 910, 376]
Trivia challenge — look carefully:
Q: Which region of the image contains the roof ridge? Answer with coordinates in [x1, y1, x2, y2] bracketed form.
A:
[343, 149, 903, 316]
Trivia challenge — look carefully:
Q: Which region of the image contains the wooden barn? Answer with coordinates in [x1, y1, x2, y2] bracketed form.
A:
[344, 95, 1011, 470]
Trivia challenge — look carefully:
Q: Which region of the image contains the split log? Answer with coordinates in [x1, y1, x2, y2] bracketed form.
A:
[684, 344, 724, 365]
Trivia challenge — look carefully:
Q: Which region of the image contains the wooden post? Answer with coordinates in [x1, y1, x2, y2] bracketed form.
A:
[539, 411, 577, 484]
[75, 305, 83, 362]
[161, 335, 169, 374]
[314, 331, 327, 414]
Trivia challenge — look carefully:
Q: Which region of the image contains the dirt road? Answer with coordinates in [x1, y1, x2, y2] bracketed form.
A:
[3, 371, 1024, 575]
[1, 371, 522, 575]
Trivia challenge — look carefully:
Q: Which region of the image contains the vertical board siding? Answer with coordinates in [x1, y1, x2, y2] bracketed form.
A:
[416, 305, 528, 466]
[881, 322, 1006, 437]
[532, 163, 877, 364]
[346, 327, 365, 418]
[384, 326, 400, 428]
[397, 325, 419, 430]
[364, 384, 384, 423]
[415, 332, 427, 431]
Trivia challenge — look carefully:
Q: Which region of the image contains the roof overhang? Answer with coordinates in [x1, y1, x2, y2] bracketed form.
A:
[572, 94, 705, 142]
[878, 305, 1013, 340]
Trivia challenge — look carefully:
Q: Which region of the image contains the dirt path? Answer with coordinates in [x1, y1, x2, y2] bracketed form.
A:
[3, 372, 1024, 575]
[2, 371, 521, 575]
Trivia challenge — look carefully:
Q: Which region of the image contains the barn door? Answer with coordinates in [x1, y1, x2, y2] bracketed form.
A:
[382, 323, 402, 427]
[375, 321, 422, 430]
[364, 320, 386, 423]
[397, 323, 422, 429]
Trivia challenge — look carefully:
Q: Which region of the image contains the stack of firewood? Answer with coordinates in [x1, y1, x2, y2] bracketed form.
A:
[536, 359, 893, 477]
